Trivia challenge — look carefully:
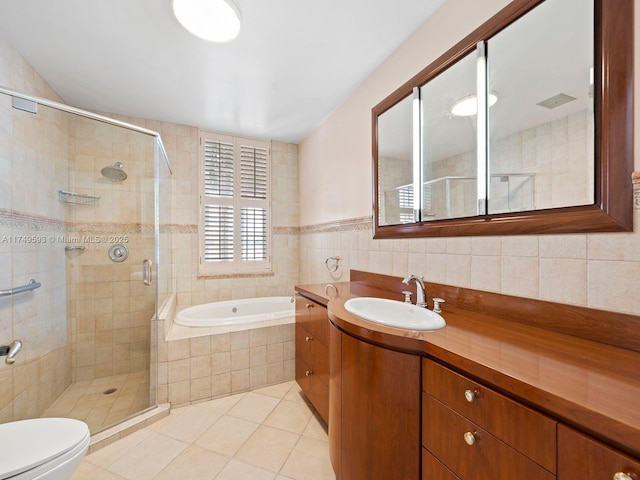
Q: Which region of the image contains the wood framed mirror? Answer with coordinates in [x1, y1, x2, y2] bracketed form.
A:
[373, 0, 633, 238]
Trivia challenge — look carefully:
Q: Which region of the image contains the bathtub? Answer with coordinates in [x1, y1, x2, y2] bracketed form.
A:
[175, 296, 295, 329]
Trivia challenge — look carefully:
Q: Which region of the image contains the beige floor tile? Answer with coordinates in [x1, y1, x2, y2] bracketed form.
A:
[154, 445, 229, 480]
[283, 383, 309, 406]
[226, 392, 280, 423]
[280, 437, 335, 480]
[254, 380, 295, 399]
[236, 425, 300, 472]
[263, 399, 314, 435]
[301, 412, 328, 441]
[70, 461, 128, 480]
[195, 392, 246, 414]
[215, 459, 277, 480]
[84, 428, 152, 468]
[107, 431, 189, 480]
[196, 415, 259, 457]
[152, 405, 222, 443]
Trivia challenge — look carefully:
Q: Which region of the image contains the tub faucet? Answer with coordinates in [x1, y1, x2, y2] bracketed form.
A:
[402, 275, 427, 308]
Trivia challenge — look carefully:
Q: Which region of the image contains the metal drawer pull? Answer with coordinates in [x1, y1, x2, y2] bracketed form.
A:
[305, 370, 313, 376]
[305, 336, 313, 342]
[464, 389, 479, 402]
[614, 473, 635, 480]
[463, 431, 477, 446]
[306, 303, 314, 309]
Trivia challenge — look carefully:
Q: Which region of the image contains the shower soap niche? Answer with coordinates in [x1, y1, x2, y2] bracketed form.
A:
[58, 190, 100, 206]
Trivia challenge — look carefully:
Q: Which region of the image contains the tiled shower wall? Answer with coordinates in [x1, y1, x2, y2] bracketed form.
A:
[0, 34, 72, 422]
[66, 116, 156, 382]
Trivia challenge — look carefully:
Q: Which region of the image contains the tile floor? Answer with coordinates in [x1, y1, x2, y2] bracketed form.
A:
[44, 371, 150, 433]
[71, 380, 335, 480]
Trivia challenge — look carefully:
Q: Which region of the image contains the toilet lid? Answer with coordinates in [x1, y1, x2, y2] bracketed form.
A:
[0, 418, 90, 479]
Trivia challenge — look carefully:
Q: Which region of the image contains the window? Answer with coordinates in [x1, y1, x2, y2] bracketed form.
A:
[198, 130, 271, 275]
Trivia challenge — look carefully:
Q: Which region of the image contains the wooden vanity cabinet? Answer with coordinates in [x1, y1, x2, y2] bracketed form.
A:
[422, 359, 557, 479]
[329, 322, 421, 480]
[295, 293, 329, 422]
[558, 425, 640, 480]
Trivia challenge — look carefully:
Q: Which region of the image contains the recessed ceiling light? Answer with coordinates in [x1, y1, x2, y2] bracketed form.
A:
[451, 93, 498, 117]
[172, 0, 241, 43]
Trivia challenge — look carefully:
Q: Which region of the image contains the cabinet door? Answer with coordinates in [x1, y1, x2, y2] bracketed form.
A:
[558, 425, 640, 479]
[331, 324, 421, 480]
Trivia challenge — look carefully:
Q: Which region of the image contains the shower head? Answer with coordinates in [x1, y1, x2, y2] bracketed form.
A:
[101, 162, 127, 182]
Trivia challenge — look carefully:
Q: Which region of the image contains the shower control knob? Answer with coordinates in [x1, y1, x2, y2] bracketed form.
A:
[108, 244, 129, 263]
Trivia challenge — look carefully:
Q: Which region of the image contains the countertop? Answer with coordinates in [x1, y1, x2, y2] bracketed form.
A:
[295, 281, 640, 459]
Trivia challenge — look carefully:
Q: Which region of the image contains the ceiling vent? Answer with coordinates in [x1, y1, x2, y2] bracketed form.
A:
[536, 93, 577, 109]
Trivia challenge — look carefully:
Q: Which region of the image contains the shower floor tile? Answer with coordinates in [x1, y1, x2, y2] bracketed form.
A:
[43, 371, 150, 433]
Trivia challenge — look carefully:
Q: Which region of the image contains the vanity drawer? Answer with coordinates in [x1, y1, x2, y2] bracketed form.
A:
[422, 448, 460, 480]
[295, 294, 329, 345]
[422, 394, 555, 480]
[295, 354, 329, 422]
[558, 425, 640, 479]
[423, 359, 556, 473]
[295, 323, 329, 385]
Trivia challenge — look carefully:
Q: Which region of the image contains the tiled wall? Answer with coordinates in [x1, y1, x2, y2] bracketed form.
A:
[164, 130, 300, 307]
[298, 206, 640, 317]
[0, 34, 72, 422]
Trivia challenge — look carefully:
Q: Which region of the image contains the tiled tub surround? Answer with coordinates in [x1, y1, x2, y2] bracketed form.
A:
[156, 296, 295, 406]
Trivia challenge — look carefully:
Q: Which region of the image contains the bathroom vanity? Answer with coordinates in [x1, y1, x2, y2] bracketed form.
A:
[295, 270, 640, 480]
[294, 292, 330, 423]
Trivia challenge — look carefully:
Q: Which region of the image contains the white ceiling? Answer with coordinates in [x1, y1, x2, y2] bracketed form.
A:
[0, 0, 446, 143]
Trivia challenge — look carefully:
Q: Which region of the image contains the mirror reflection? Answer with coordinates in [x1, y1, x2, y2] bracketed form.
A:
[421, 50, 477, 221]
[488, 0, 594, 213]
[376, 0, 596, 228]
[377, 95, 412, 226]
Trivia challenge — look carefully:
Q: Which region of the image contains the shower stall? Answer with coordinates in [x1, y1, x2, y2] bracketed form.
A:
[0, 87, 172, 434]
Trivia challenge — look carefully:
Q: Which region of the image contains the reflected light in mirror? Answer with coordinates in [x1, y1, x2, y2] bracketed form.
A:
[172, 0, 241, 43]
[451, 92, 498, 117]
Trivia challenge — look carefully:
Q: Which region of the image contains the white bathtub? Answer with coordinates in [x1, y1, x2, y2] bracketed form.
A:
[175, 296, 295, 329]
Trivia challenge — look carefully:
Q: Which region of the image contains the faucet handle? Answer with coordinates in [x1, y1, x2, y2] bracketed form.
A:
[401, 291, 413, 303]
[432, 298, 445, 313]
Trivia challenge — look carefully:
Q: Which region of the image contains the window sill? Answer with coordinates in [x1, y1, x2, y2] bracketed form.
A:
[196, 271, 274, 280]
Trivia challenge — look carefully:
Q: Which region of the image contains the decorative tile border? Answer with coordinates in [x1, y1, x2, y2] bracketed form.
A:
[298, 216, 373, 234]
[1, 209, 373, 237]
[0, 209, 64, 232]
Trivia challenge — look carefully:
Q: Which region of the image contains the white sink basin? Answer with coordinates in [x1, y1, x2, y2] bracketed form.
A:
[344, 297, 446, 331]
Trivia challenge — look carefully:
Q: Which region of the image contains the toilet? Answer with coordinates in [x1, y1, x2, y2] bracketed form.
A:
[0, 418, 90, 480]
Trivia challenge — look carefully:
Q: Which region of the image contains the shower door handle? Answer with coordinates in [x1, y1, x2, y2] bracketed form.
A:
[143, 259, 153, 286]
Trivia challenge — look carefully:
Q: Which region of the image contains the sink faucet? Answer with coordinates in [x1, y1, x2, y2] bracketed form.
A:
[402, 274, 427, 308]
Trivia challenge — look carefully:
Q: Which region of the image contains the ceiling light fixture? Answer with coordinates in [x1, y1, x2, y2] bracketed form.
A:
[172, 0, 241, 43]
[451, 93, 498, 117]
